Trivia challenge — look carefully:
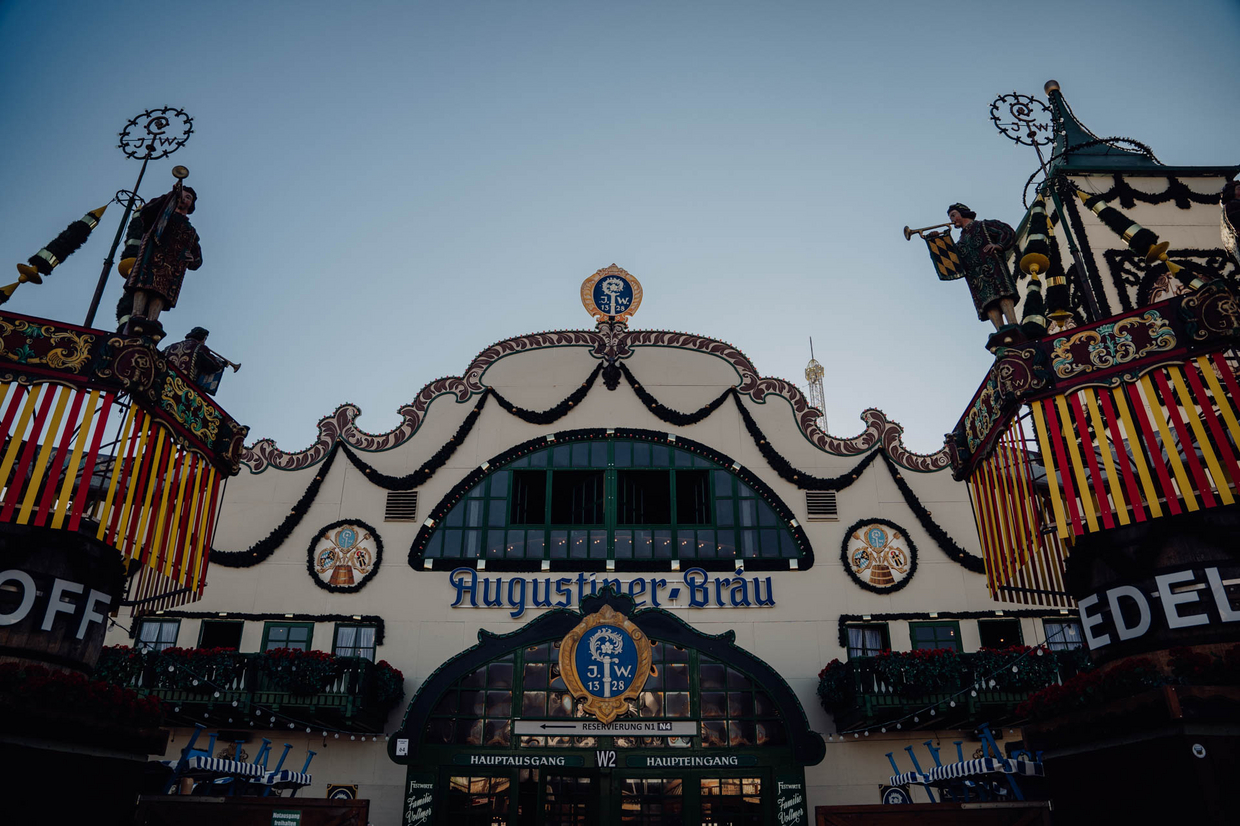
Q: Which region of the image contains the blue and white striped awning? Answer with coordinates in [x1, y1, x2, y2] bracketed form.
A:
[889, 757, 1042, 787]
[181, 756, 265, 779]
[262, 770, 313, 788]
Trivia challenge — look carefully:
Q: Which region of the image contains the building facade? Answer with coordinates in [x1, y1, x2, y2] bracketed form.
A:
[104, 266, 1083, 824]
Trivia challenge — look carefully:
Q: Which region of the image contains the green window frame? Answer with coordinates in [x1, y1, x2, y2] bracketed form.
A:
[908, 621, 961, 653]
[977, 618, 1023, 649]
[197, 619, 244, 650]
[422, 439, 800, 564]
[135, 618, 180, 652]
[261, 621, 314, 652]
[424, 639, 787, 751]
[332, 623, 378, 661]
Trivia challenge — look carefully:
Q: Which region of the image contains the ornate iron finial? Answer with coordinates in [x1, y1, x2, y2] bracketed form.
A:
[990, 92, 1053, 148]
[118, 107, 193, 161]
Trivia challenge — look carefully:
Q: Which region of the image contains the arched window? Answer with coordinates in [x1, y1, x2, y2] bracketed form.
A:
[414, 432, 810, 570]
[423, 638, 788, 751]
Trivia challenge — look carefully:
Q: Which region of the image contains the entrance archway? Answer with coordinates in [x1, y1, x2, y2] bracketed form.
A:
[389, 589, 822, 825]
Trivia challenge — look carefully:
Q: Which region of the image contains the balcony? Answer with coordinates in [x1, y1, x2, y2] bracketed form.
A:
[96, 646, 405, 733]
[817, 648, 1089, 732]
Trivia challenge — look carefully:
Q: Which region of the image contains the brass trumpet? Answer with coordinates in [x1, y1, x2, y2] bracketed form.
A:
[903, 222, 954, 241]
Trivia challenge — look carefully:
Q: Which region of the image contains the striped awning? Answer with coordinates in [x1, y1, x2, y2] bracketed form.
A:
[180, 756, 265, 779]
[262, 770, 313, 788]
[889, 757, 1042, 787]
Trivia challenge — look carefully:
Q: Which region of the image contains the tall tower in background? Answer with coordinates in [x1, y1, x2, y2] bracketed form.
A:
[804, 337, 826, 433]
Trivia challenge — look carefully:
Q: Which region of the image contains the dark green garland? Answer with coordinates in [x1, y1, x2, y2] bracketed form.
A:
[729, 390, 879, 490]
[211, 444, 342, 568]
[490, 362, 603, 425]
[879, 453, 985, 574]
[620, 362, 733, 425]
[1092, 173, 1222, 211]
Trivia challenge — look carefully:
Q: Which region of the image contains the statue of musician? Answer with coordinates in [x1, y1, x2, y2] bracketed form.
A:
[162, 327, 238, 396]
[121, 184, 201, 334]
[946, 203, 1019, 331]
[1223, 180, 1240, 268]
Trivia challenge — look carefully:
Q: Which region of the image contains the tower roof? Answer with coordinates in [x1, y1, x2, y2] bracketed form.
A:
[1043, 80, 1163, 173]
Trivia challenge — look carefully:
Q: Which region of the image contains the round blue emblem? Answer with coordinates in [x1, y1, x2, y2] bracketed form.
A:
[867, 527, 887, 547]
[338, 528, 357, 548]
[592, 274, 634, 318]
[574, 625, 639, 699]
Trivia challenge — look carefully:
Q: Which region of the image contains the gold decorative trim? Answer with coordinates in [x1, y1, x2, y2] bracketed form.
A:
[558, 604, 653, 725]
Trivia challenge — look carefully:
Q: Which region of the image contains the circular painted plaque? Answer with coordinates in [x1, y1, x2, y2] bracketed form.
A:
[559, 604, 653, 724]
[842, 519, 917, 593]
[308, 520, 382, 593]
[575, 625, 640, 700]
[581, 264, 643, 323]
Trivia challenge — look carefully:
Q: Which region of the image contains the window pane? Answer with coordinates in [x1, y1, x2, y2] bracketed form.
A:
[779, 531, 797, 558]
[465, 500, 483, 527]
[589, 530, 608, 559]
[614, 530, 633, 558]
[506, 530, 525, 559]
[570, 530, 589, 559]
[553, 445, 572, 467]
[158, 621, 178, 644]
[614, 442, 632, 467]
[697, 530, 716, 558]
[716, 529, 735, 558]
[526, 532, 545, 559]
[445, 505, 464, 527]
[677, 530, 695, 558]
[635, 530, 653, 559]
[713, 471, 733, 496]
[674, 470, 710, 524]
[759, 529, 779, 558]
[488, 499, 506, 527]
[591, 442, 608, 467]
[632, 442, 651, 467]
[463, 529, 482, 558]
[715, 499, 735, 526]
[529, 449, 549, 467]
[674, 449, 692, 467]
[486, 530, 505, 558]
[551, 470, 605, 524]
[550, 530, 568, 558]
[651, 445, 669, 466]
[571, 443, 589, 467]
[442, 529, 463, 558]
[289, 626, 309, 643]
[740, 530, 758, 558]
[739, 499, 757, 527]
[489, 470, 509, 497]
[510, 470, 547, 524]
[653, 530, 673, 558]
[757, 501, 777, 526]
[336, 626, 357, 651]
[425, 532, 443, 557]
[617, 471, 671, 524]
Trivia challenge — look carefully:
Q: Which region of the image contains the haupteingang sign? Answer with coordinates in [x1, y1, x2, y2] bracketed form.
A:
[448, 566, 776, 618]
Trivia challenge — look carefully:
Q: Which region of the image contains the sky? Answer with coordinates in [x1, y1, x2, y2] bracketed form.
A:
[1, 1, 1237, 457]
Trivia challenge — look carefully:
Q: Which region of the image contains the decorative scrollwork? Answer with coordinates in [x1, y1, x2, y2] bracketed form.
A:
[1050, 311, 1176, 379]
[990, 92, 1054, 147]
[160, 374, 222, 444]
[118, 107, 193, 161]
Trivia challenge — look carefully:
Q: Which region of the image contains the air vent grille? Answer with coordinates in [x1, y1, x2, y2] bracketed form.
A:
[805, 491, 838, 521]
[385, 491, 419, 522]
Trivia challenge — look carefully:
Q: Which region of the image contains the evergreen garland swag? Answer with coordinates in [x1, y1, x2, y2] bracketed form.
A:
[619, 361, 733, 426]
[879, 453, 985, 574]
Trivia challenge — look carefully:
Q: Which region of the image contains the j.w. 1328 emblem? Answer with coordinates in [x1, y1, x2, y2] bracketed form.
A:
[559, 604, 653, 724]
[580, 264, 643, 324]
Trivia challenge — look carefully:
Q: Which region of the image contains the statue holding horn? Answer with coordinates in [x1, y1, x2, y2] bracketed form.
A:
[944, 203, 1019, 331]
[121, 167, 201, 336]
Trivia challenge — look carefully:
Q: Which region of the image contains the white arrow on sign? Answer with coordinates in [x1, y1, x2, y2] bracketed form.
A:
[513, 719, 699, 737]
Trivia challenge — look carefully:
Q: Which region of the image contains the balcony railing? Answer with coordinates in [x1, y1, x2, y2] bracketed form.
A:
[96, 646, 405, 733]
[0, 310, 248, 608]
[818, 648, 1089, 732]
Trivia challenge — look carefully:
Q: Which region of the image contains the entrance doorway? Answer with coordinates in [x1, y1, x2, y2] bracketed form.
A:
[443, 767, 765, 825]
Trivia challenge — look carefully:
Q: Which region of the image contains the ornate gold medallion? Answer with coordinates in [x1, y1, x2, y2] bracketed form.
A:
[558, 604, 653, 725]
[580, 264, 643, 324]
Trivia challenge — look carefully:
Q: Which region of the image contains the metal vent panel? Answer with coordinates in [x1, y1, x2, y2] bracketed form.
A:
[805, 490, 838, 521]
[385, 491, 419, 522]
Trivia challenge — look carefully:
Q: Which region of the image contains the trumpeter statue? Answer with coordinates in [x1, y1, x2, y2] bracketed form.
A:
[945, 203, 1020, 338]
[119, 168, 202, 337]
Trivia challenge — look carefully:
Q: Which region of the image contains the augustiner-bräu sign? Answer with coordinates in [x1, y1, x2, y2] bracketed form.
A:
[448, 566, 776, 618]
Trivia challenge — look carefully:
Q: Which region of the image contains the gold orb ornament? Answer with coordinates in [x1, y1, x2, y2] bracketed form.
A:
[171, 165, 190, 179]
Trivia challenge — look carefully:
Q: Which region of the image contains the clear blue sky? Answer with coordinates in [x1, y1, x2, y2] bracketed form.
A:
[1, 1, 1237, 456]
